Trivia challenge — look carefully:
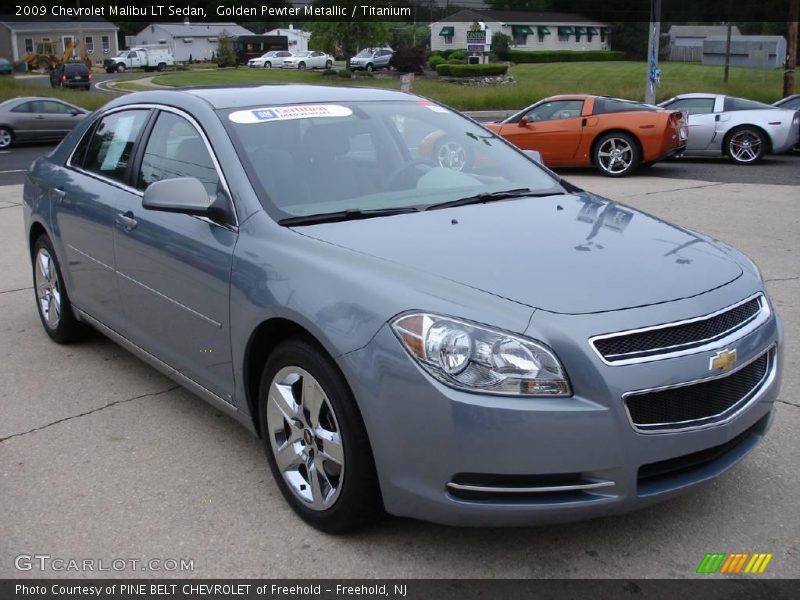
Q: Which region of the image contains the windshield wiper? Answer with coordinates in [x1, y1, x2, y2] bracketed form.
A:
[425, 188, 565, 211]
[279, 206, 420, 226]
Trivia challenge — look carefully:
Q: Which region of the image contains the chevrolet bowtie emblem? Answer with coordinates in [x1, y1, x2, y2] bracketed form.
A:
[710, 349, 737, 371]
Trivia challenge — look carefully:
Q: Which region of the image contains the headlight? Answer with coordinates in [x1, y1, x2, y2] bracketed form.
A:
[392, 313, 571, 396]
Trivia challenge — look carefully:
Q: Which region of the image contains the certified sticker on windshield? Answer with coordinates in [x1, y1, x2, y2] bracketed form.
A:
[229, 104, 353, 124]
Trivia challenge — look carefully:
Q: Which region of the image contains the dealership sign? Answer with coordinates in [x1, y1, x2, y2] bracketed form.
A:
[466, 21, 491, 52]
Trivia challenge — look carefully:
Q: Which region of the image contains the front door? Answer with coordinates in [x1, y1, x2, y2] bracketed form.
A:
[113, 109, 237, 401]
[499, 99, 585, 164]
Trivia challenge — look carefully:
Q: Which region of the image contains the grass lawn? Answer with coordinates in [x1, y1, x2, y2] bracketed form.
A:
[2, 77, 110, 110]
[151, 61, 785, 110]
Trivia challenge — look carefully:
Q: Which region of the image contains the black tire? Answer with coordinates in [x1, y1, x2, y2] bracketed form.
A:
[593, 132, 641, 177]
[258, 337, 382, 533]
[0, 126, 13, 149]
[725, 126, 767, 165]
[31, 234, 86, 344]
[298, 62, 306, 70]
[105, 68, 114, 74]
[366, 63, 374, 73]
[157, 62, 166, 72]
[116, 63, 125, 73]
[265, 61, 272, 69]
[325, 60, 332, 69]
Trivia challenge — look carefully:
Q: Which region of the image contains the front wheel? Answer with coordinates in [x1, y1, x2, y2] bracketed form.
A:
[325, 60, 332, 69]
[298, 62, 306, 70]
[116, 63, 125, 73]
[31, 235, 86, 343]
[157, 62, 166, 72]
[0, 126, 13, 149]
[259, 338, 382, 532]
[593, 132, 641, 177]
[366, 63, 374, 73]
[726, 127, 766, 164]
[265, 61, 271, 69]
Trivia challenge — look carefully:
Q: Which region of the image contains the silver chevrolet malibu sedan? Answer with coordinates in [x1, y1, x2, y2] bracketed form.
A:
[23, 86, 783, 532]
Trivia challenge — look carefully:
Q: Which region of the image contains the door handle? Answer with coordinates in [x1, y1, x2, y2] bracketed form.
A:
[115, 211, 138, 231]
[52, 187, 66, 203]
[34, 115, 45, 120]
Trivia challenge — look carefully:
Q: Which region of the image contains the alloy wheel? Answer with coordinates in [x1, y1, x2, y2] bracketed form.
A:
[0, 128, 12, 149]
[266, 366, 345, 511]
[436, 140, 467, 171]
[597, 137, 634, 175]
[728, 130, 763, 163]
[34, 248, 61, 330]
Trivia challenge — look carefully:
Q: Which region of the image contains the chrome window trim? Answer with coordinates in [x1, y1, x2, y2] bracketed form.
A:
[622, 344, 777, 435]
[447, 480, 614, 494]
[589, 292, 769, 366]
[66, 102, 239, 230]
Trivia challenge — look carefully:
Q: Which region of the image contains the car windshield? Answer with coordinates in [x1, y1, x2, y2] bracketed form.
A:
[0, 58, 9, 65]
[355, 49, 373, 57]
[222, 100, 564, 222]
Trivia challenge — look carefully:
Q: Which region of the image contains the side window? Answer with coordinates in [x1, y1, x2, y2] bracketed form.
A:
[665, 98, 715, 115]
[11, 102, 33, 113]
[526, 100, 584, 122]
[137, 111, 220, 197]
[83, 110, 149, 183]
[40, 101, 74, 114]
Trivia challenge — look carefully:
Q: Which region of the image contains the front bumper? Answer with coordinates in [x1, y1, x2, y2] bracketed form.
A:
[337, 287, 782, 526]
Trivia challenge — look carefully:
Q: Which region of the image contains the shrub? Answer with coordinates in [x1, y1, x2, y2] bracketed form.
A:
[322, 68, 337, 76]
[447, 58, 467, 64]
[428, 55, 447, 69]
[492, 32, 511, 60]
[435, 63, 509, 77]
[507, 50, 625, 63]
[391, 47, 426, 73]
[337, 68, 352, 78]
[448, 49, 467, 61]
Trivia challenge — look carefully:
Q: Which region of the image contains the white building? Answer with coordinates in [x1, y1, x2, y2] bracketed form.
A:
[0, 19, 119, 64]
[264, 26, 311, 54]
[131, 20, 254, 62]
[668, 25, 742, 62]
[430, 9, 610, 53]
[703, 36, 787, 69]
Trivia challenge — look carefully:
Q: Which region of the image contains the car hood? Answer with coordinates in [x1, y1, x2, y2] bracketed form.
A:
[292, 192, 743, 315]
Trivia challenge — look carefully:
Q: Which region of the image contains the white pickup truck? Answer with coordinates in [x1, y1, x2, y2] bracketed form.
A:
[103, 47, 175, 73]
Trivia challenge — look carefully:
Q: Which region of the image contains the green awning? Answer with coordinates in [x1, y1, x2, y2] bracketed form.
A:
[557, 26, 575, 36]
[575, 27, 587, 34]
[537, 26, 551, 35]
[511, 25, 534, 35]
[587, 27, 599, 35]
[439, 26, 454, 36]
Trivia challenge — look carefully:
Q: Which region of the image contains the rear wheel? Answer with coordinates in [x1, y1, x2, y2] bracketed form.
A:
[725, 127, 766, 164]
[258, 337, 381, 532]
[0, 127, 13, 149]
[593, 132, 641, 177]
[32, 235, 86, 343]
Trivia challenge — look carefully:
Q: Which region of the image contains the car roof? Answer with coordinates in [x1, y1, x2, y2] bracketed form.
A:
[113, 85, 418, 110]
[541, 94, 592, 102]
[671, 92, 722, 99]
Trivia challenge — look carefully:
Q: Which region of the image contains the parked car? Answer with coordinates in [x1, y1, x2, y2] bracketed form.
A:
[773, 95, 800, 150]
[49, 62, 92, 90]
[248, 51, 293, 68]
[483, 95, 687, 177]
[281, 51, 333, 70]
[23, 86, 782, 532]
[0, 58, 13, 75]
[659, 93, 800, 164]
[103, 47, 174, 73]
[349, 47, 394, 71]
[0, 97, 88, 149]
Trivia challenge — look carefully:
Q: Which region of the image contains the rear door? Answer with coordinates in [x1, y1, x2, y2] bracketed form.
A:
[498, 99, 585, 164]
[113, 108, 237, 400]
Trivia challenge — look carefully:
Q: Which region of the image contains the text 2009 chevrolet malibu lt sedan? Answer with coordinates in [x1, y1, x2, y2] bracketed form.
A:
[23, 86, 782, 532]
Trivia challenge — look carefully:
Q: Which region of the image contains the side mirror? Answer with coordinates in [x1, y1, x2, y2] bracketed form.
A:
[143, 177, 212, 215]
[518, 116, 529, 127]
[70, 109, 82, 116]
[523, 150, 543, 164]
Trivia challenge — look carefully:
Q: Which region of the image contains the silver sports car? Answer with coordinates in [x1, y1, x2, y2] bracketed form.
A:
[659, 93, 799, 164]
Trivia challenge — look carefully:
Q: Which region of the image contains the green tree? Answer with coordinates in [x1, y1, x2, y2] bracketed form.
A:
[491, 32, 511, 60]
[216, 34, 237, 68]
[308, 10, 390, 65]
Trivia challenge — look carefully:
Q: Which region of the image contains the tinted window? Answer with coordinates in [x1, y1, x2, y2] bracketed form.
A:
[723, 96, 774, 111]
[84, 110, 149, 183]
[664, 98, 715, 115]
[11, 102, 34, 113]
[525, 100, 584, 122]
[593, 97, 654, 115]
[64, 64, 89, 75]
[781, 97, 800, 110]
[36, 101, 77, 114]
[137, 111, 220, 197]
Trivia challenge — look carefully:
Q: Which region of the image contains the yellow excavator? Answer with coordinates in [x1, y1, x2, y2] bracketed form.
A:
[23, 39, 92, 71]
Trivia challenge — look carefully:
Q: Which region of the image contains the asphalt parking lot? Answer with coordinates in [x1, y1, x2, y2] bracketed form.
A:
[1, 164, 798, 578]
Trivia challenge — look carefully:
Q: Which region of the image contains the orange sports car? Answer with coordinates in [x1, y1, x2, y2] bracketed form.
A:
[484, 95, 688, 177]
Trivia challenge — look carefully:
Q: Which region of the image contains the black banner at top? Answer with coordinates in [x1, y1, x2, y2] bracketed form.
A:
[1, 0, 794, 23]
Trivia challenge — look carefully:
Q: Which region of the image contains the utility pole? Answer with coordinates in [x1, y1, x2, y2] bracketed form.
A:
[645, 0, 662, 104]
[784, 0, 799, 97]
[723, 21, 732, 82]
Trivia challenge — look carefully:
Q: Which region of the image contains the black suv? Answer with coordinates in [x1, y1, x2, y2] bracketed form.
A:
[50, 63, 91, 90]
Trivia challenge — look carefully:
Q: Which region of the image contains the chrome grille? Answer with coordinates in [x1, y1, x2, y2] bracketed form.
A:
[591, 294, 767, 365]
[624, 347, 774, 433]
